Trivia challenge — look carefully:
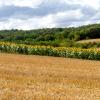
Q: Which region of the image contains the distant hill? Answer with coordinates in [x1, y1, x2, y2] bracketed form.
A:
[0, 23, 100, 47]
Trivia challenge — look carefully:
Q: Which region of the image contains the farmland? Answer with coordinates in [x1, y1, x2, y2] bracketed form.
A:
[0, 24, 100, 100]
[0, 53, 100, 100]
[1, 42, 100, 60]
[77, 38, 100, 44]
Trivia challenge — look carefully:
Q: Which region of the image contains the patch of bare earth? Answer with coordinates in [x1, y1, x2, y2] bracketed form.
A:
[0, 53, 100, 100]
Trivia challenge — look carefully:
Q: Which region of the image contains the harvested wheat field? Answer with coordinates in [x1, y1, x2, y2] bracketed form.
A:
[77, 38, 100, 43]
[0, 53, 100, 100]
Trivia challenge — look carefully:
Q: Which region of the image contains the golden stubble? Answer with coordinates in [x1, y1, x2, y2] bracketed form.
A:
[0, 53, 100, 100]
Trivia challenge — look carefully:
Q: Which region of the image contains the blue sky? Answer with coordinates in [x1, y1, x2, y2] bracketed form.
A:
[0, 0, 100, 30]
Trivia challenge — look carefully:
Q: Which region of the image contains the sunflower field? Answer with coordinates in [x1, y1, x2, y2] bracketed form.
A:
[0, 42, 100, 60]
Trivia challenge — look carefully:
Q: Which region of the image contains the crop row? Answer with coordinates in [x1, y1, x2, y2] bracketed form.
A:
[0, 42, 100, 60]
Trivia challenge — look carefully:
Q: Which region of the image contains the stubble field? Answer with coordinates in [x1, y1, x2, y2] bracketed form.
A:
[0, 53, 100, 100]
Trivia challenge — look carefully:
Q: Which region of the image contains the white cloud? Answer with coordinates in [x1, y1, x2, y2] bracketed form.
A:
[53, 10, 83, 21]
[0, 0, 100, 30]
[0, 9, 85, 30]
[0, 0, 43, 8]
[0, 16, 56, 30]
[66, 0, 100, 9]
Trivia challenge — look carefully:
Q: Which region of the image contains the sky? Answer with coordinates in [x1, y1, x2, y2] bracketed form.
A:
[0, 0, 100, 30]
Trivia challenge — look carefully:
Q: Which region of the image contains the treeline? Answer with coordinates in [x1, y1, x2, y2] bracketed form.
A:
[0, 24, 100, 47]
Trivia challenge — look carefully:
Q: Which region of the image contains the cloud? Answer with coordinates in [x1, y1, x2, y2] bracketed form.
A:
[0, 0, 80, 20]
[0, 0, 43, 8]
[66, 0, 100, 9]
[0, 6, 37, 20]
[0, 0, 100, 30]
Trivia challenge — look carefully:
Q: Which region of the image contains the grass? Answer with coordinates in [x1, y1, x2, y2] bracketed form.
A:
[0, 53, 100, 100]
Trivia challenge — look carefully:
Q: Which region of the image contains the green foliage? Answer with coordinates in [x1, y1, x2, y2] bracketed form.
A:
[0, 24, 100, 47]
[74, 42, 100, 49]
